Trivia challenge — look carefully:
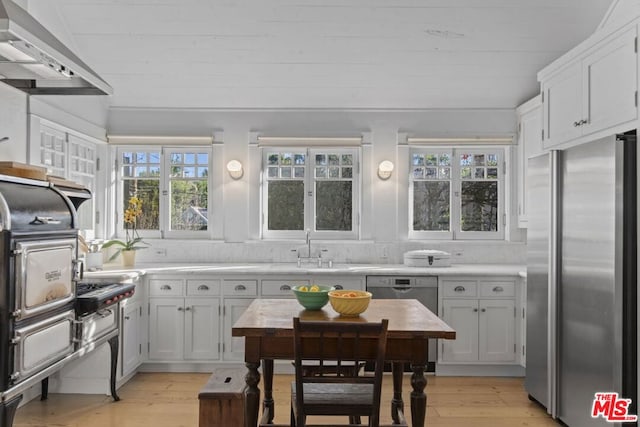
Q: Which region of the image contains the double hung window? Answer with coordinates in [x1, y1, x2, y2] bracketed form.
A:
[117, 146, 211, 238]
[262, 148, 359, 239]
[410, 147, 504, 240]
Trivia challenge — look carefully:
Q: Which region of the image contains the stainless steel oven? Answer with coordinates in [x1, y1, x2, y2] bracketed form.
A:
[76, 306, 119, 348]
[0, 175, 133, 427]
[13, 239, 76, 321]
[11, 310, 75, 384]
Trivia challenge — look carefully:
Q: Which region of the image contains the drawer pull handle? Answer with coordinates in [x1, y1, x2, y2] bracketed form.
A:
[177, 307, 184, 311]
[124, 316, 130, 320]
[481, 308, 486, 312]
[235, 284, 247, 291]
[160, 285, 172, 291]
[280, 285, 291, 291]
[198, 285, 210, 291]
[454, 286, 466, 292]
[473, 308, 478, 312]
[492, 286, 504, 293]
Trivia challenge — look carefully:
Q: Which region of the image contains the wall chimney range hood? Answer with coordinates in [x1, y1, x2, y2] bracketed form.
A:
[0, 0, 112, 95]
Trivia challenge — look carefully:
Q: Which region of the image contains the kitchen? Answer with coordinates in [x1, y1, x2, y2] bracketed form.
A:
[0, 0, 636, 426]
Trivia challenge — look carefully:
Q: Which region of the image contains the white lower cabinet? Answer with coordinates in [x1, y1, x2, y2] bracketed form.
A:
[439, 278, 518, 367]
[441, 299, 479, 362]
[222, 280, 257, 361]
[121, 299, 143, 378]
[148, 278, 221, 361]
[222, 298, 253, 361]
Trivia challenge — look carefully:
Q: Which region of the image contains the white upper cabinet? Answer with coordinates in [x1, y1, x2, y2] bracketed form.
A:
[516, 96, 543, 228]
[584, 27, 638, 132]
[542, 62, 583, 147]
[540, 25, 638, 149]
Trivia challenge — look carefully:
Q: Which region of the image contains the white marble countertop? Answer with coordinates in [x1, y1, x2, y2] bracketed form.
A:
[83, 262, 525, 281]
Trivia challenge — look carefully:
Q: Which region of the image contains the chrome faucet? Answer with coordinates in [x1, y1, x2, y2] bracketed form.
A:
[305, 228, 311, 258]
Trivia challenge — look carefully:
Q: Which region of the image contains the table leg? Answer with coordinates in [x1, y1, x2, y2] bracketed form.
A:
[410, 364, 427, 427]
[261, 359, 275, 424]
[391, 362, 405, 424]
[245, 361, 261, 427]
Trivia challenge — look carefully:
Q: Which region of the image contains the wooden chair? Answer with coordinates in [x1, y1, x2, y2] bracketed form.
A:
[290, 317, 389, 427]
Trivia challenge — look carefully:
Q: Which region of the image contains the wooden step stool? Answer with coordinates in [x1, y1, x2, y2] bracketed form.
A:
[198, 368, 246, 427]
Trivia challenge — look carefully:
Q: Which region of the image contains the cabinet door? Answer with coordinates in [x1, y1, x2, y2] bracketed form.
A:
[149, 298, 184, 360]
[543, 61, 583, 148]
[583, 27, 638, 135]
[517, 101, 542, 227]
[121, 301, 142, 377]
[441, 299, 478, 362]
[222, 298, 254, 361]
[314, 276, 364, 290]
[479, 299, 516, 362]
[184, 297, 220, 360]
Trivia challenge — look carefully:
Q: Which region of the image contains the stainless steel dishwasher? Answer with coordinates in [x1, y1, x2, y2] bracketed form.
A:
[366, 275, 438, 372]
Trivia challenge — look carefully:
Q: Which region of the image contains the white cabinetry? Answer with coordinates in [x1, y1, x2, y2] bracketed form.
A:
[438, 277, 521, 375]
[221, 280, 257, 361]
[309, 276, 364, 291]
[120, 298, 143, 378]
[541, 26, 637, 149]
[261, 279, 308, 298]
[516, 96, 543, 228]
[148, 278, 220, 361]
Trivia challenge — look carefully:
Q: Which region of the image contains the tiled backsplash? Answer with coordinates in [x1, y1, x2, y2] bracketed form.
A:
[130, 239, 526, 265]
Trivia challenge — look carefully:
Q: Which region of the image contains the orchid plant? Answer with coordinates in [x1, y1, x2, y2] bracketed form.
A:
[102, 195, 148, 261]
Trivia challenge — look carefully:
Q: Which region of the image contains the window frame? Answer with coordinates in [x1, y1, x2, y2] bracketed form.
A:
[116, 146, 213, 240]
[163, 146, 212, 239]
[261, 147, 359, 240]
[409, 146, 505, 241]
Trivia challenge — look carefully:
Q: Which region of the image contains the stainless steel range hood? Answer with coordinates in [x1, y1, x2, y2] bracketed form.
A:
[0, 0, 112, 95]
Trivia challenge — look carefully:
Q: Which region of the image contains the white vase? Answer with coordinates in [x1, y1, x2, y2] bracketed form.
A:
[121, 250, 136, 267]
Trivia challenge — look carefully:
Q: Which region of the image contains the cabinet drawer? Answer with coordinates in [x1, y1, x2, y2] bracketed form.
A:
[479, 281, 515, 298]
[223, 280, 257, 296]
[186, 279, 221, 296]
[149, 279, 184, 296]
[262, 280, 308, 297]
[442, 281, 477, 298]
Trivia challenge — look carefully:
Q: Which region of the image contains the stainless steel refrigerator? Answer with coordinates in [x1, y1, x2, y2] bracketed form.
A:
[525, 134, 637, 426]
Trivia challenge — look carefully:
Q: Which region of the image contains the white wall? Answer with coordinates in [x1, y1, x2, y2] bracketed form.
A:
[107, 107, 527, 265]
[0, 84, 28, 162]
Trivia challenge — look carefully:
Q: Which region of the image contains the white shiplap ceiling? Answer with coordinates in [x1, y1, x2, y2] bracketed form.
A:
[32, 0, 613, 110]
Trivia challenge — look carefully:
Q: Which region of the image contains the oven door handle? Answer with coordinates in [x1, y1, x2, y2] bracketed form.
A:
[392, 286, 412, 292]
[96, 308, 113, 318]
[30, 216, 62, 225]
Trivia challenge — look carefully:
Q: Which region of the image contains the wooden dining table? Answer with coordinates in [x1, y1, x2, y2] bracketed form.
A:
[231, 298, 456, 427]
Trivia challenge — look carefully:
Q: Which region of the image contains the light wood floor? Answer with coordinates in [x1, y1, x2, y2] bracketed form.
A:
[14, 372, 558, 427]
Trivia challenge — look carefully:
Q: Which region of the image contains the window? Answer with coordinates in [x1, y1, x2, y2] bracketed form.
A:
[118, 146, 211, 238]
[409, 147, 504, 240]
[262, 148, 358, 239]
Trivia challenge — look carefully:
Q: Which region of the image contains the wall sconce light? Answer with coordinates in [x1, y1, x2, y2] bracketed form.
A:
[377, 160, 394, 180]
[226, 160, 244, 180]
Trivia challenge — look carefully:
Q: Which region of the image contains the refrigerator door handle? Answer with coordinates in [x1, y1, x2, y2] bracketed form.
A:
[548, 150, 559, 419]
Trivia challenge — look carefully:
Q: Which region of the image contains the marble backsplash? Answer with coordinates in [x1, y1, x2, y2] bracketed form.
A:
[129, 239, 526, 266]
